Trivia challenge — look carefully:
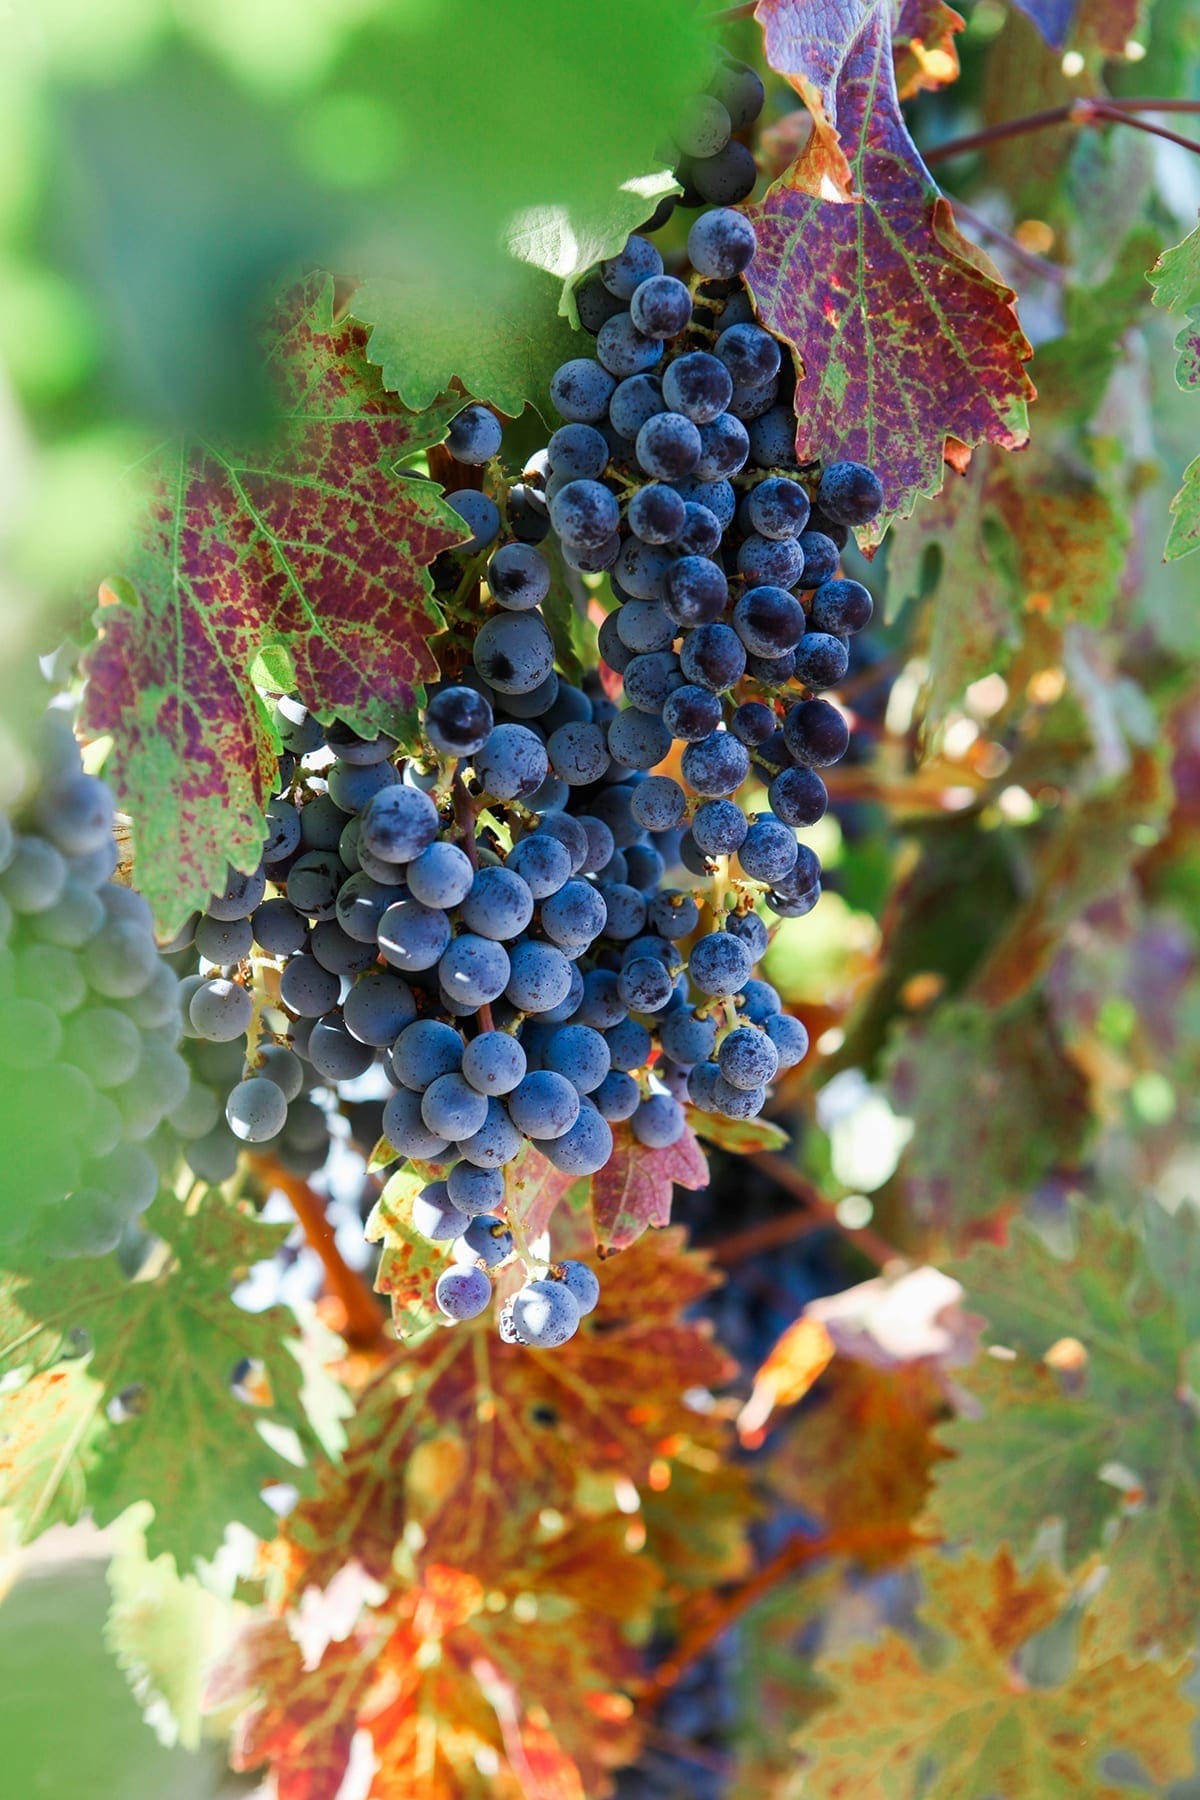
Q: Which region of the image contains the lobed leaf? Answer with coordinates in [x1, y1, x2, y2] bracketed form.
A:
[589, 1121, 708, 1254]
[80, 274, 468, 933]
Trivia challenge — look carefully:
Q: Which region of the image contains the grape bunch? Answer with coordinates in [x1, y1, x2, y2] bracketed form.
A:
[168, 108, 883, 1348]
[0, 713, 186, 1258]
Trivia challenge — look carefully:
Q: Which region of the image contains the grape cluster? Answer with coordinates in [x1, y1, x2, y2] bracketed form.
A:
[0, 714, 186, 1257]
[169, 100, 883, 1348]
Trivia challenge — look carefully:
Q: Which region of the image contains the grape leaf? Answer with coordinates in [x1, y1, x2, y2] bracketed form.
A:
[589, 1121, 709, 1254]
[747, 1, 1033, 531]
[1166, 452, 1200, 561]
[0, 1192, 334, 1564]
[80, 274, 468, 933]
[885, 997, 1091, 1238]
[282, 1230, 731, 1592]
[886, 442, 1128, 725]
[931, 1204, 1200, 1658]
[767, 1358, 948, 1555]
[353, 260, 581, 421]
[690, 1107, 790, 1155]
[1150, 220, 1200, 388]
[365, 1165, 450, 1340]
[504, 1145, 588, 1243]
[0, 1358, 102, 1543]
[800, 1549, 1195, 1797]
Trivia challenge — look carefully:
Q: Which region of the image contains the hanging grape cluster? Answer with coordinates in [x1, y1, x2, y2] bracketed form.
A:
[0, 713, 187, 1258]
[169, 57, 882, 1350]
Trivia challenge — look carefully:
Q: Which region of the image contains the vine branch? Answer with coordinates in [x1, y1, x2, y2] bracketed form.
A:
[748, 1150, 904, 1268]
[248, 1154, 388, 1351]
[926, 97, 1200, 167]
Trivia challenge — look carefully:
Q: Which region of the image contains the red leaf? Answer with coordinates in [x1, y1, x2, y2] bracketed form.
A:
[748, 1, 1033, 529]
[80, 275, 467, 932]
[589, 1122, 708, 1255]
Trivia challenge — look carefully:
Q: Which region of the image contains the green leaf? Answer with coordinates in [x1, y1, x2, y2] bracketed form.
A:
[1149, 219, 1200, 390]
[1165, 451, 1200, 561]
[353, 261, 581, 422]
[366, 1166, 449, 1340]
[539, 532, 596, 688]
[79, 275, 467, 933]
[931, 1204, 1200, 1657]
[0, 1358, 103, 1543]
[0, 1192, 337, 1564]
[690, 1110, 790, 1155]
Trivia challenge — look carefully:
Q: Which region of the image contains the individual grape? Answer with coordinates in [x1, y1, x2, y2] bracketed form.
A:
[505, 834, 572, 900]
[606, 707, 672, 771]
[617, 956, 674, 1013]
[624, 842, 666, 890]
[714, 322, 781, 390]
[438, 935, 511, 1008]
[797, 531, 841, 588]
[455, 1214, 514, 1268]
[274, 696, 323, 755]
[307, 1017, 374, 1083]
[728, 702, 775, 748]
[531, 960, 585, 1022]
[549, 479, 620, 551]
[614, 600, 675, 656]
[189, 977, 253, 1042]
[660, 1007, 718, 1065]
[474, 724, 549, 800]
[687, 1060, 721, 1109]
[679, 623, 746, 692]
[783, 698, 851, 767]
[412, 1182, 470, 1242]
[692, 136, 758, 203]
[624, 652, 684, 715]
[741, 976, 784, 1022]
[662, 555, 728, 628]
[816, 460, 885, 527]
[447, 403, 503, 464]
[325, 721, 398, 767]
[554, 1259, 601, 1316]
[298, 795, 350, 855]
[507, 481, 551, 543]
[608, 373, 665, 441]
[737, 534, 805, 588]
[473, 611, 556, 696]
[342, 970, 417, 1046]
[446, 1161, 505, 1215]
[436, 1263, 492, 1321]
[461, 867, 535, 941]
[31, 877, 105, 949]
[627, 482, 687, 545]
[546, 722, 610, 786]
[630, 776, 686, 832]
[632, 1092, 686, 1148]
[377, 898, 452, 972]
[382, 1087, 453, 1162]
[727, 910, 769, 961]
[262, 798, 302, 862]
[733, 586, 806, 657]
[505, 939, 574, 1013]
[746, 477, 810, 541]
[421, 1071, 490, 1141]
[747, 405, 799, 469]
[727, 376, 779, 422]
[709, 56, 765, 129]
[508, 1280, 580, 1347]
[636, 412, 703, 481]
[576, 271, 625, 333]
[34, 772, 115, 858]
[794, 632, 850, 691]
[694, 412, 750, 481]
[604, 1014, 653, 1070]
[283, 851, 343, 922]
[551, 356, 618, 422]
[674, 500, 723, 558]
[225, 1076, 287, 1144]
[460, 1031, 526, 1096]
[811, 578, 874, 636]
[712, 1074, 766, 1119]
[689, 799, 746, 858]
[503, 1069, 578, 1140]
[663, 684, 722, 742]
[326, 759, 399, 816]
[630, 274, 693, 339]
[768, 883, 822, 919]
[535, 1097, 612, 1175]
[392, 1018, 463, 1091]
[745, 648, 797, 688]
[648, 891, 701, 939]
[597, 613, 632, 677]
[14, 943, 85, 1015]
[309, 919, 377, 978]
[446, 489, 501, 553]
[687, 208, 757, 279]
[718, 1026, 780, 1090]
[681, 732, 750, 798]
[543, 1023, 611, 1094]
[253, 1043, 305, 1102]
[676, 92, 731, 157]
[358, 785, 440, 865]
[194, 912, 253, 965]
[541, 879, 608, 951]
[547, 423, 609, 483]
[662, 352, 733, 425]
[769, 766, 828, 827]
[573, 815, 614, 875]
[596, 310, 664, 378]
[593, 1069, 641, 1120]
[426, 685, 494, 756]
[689, 930, 753, 997]
[2, 836, 67, 913]
[599, 234, 663, 298]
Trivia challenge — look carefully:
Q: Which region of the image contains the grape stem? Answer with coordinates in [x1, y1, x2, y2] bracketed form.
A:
[925, 96, 1200, 166]
[247, 1154, 389, 1350]
[745, 1150, 904, 1268]
[451, 769, 496, 1034]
